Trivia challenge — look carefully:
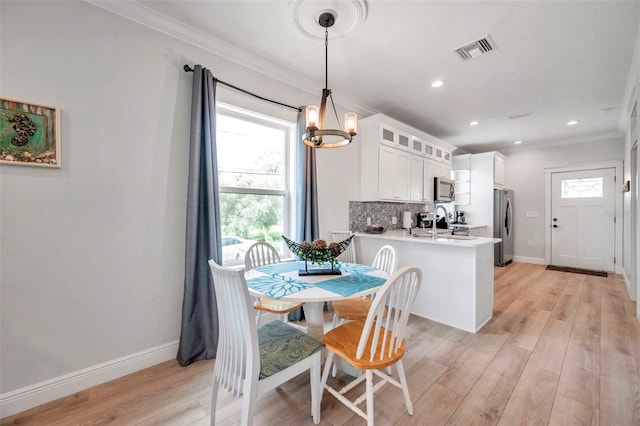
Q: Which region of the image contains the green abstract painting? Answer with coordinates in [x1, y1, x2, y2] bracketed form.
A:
[0, 98, 60, 168]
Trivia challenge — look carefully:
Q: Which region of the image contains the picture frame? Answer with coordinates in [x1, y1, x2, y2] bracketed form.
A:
[0, 97, 61, 168]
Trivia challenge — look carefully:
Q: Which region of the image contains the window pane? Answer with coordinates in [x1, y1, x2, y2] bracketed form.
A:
[220, 193, 286, 266]
[561, 177, 603, 198]
[217, 114, 286, 190]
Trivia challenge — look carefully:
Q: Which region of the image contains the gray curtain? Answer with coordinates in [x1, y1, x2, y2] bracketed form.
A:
[177, 65, 223, 366]
[290, 108, 320, 321]
[295, 109, 319, 242]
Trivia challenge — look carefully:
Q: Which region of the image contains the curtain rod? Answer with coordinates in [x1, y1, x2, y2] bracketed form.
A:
[184, 65, 302, 112]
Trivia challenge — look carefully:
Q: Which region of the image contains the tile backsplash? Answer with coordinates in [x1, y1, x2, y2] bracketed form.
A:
[349, 201, 428, 232]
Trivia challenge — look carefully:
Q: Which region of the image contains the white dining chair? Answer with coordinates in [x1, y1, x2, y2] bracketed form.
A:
[208, 260, 323, 426]
[331, 244, 397, 328]
[320, 266, 422, 426]
[331, 231, 356, 263]
[330, 244, 397, 376]
[245, 241, 303, 325]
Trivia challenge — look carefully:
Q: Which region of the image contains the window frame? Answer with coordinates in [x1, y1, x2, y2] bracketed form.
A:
[215, 103, 296, 258]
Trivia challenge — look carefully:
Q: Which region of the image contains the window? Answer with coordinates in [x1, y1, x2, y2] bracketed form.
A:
[561, 177, 603, 198]
[216, 104, 295, 266]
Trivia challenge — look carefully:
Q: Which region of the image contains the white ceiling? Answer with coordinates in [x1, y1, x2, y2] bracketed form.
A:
[92, 0, 640, 153]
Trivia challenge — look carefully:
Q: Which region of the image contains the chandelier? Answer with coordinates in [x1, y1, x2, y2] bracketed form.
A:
[303, 12, 357, 148]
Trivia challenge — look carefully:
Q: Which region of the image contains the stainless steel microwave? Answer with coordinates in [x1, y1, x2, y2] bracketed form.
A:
[434, 177, 455, 202]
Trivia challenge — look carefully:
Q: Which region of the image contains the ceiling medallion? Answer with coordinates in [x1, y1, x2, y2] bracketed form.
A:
[288, 0, 368, 41]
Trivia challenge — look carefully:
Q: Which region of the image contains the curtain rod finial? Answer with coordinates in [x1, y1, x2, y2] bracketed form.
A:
[184, 64, 194, 72]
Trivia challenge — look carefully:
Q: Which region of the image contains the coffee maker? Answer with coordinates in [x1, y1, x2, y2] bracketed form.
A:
[455, 211, 466, 224]
[417, 212, 433, 229]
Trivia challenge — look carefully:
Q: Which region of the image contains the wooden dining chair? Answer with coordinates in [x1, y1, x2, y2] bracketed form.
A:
[208, 260, 323, 426]
[244, 241, 303, 325]
[320, 266, 422, 426]
[331, 244, 397, 327]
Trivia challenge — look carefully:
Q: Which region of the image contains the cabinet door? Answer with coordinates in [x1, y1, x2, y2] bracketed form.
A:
[423, 142, 435, 158]
[393, 150, 410, 200]
[423, 159, 435, 201]
[411, 137, 424, 155]
[397, 132, 410, 150]
[434, 161, 451, 179]
[435, 146, 443, 161]
[378, 145, 410, 201]
[378, 145, 395, 199]
[409, 156, 423, 201]
[379, 125, 396, 147]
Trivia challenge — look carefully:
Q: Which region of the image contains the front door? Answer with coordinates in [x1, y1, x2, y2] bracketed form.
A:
[551, 168, 616, 271]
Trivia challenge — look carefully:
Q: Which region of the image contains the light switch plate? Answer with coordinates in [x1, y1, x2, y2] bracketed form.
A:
[525, 211, 539, 218]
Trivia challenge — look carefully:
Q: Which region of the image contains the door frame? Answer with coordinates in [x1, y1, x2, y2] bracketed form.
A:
[544, 160, 624, 273]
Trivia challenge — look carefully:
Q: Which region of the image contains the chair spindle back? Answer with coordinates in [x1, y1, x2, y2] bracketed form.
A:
[356, 266, 422, 362]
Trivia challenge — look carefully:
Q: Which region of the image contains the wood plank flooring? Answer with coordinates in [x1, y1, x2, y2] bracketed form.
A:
[2, 263, 639, 425]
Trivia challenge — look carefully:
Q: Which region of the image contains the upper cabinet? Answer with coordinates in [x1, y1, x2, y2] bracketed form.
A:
[494, 154, 505, 188]
[379, 124, 410, 150]
[359, 113, 456, 202]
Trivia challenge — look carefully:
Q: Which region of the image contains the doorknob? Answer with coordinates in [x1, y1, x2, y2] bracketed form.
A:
[553, 224, 562, 228]
[553, 218, 558, 222]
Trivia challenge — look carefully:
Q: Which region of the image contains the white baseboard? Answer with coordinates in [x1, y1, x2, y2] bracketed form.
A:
[0, 340, 179, 418]
[512, 256, 545, 265]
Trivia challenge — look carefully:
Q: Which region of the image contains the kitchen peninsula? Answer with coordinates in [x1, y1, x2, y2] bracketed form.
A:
[355, 230, 501, 333]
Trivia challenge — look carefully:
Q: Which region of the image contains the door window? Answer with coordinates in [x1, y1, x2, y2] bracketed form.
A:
[561, 177, 603, 198]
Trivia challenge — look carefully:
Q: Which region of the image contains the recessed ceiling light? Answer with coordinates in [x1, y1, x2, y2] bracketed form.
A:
[469, 121, 479, 126]
[567, 120, 578, 125]
[514, 140, 522, 145]
[431, 80, 444, 88]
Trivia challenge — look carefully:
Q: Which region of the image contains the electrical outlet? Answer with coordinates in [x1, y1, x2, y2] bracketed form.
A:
[391, 216, 397, 225]
[527, 240, 534, 247]
[367, 217, 372, 226]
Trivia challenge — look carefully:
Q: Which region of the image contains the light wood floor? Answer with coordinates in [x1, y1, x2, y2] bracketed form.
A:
[2, 263, 640, 425]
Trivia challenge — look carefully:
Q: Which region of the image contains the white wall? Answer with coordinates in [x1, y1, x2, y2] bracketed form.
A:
[0, 0, 358, 410]
[504, 138, 625, 263]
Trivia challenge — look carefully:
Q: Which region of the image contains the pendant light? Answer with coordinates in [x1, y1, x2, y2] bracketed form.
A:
[303, 12, 357, 148]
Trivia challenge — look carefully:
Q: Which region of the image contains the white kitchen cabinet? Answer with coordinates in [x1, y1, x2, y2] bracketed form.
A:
[423, 159, 435, 201]
[379, 124, 410, 150]
[452, 151, 507, 237]
[434, 160, 451, 179]
[434, 146, 451, 165]
[409, 156, 424, 201]
[494, 155, 505, 188]
[358, 113, 457, 202]
[378, 145, 410, 201]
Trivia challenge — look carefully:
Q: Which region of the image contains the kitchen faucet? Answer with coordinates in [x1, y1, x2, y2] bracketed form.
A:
[430, 202, 449, 239]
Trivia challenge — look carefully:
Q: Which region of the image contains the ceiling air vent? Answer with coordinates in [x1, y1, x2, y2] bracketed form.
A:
[454, 35, 497, 60]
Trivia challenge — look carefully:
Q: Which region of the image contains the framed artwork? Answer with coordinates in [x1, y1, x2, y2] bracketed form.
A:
[0, 97, 61, 168]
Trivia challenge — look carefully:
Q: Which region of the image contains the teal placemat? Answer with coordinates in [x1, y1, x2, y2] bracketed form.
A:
[315, 272, 387, 296]
[246, 273, 311, 299]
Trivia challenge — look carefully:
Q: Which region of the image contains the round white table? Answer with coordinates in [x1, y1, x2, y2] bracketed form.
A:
[244, 261, 388, 339]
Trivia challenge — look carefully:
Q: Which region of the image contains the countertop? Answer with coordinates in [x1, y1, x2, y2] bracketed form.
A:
[355, 229, 501, 248]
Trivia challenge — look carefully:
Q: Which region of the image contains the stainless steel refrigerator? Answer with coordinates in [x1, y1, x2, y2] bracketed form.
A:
[494, 189, 514, 266]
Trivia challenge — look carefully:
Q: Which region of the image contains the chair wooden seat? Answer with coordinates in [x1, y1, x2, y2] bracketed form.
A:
[322, 320, 405, 370]
[254, 298, 303, 315]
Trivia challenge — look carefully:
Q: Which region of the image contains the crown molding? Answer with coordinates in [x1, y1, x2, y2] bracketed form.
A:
[83, 0, 377, 117]
[491, 130, 624, 154]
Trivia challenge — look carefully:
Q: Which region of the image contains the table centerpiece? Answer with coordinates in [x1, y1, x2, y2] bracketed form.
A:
[282, 234, 354, 276]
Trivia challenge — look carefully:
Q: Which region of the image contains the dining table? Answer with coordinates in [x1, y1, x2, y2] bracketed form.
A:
[244, 260, 389, 339]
